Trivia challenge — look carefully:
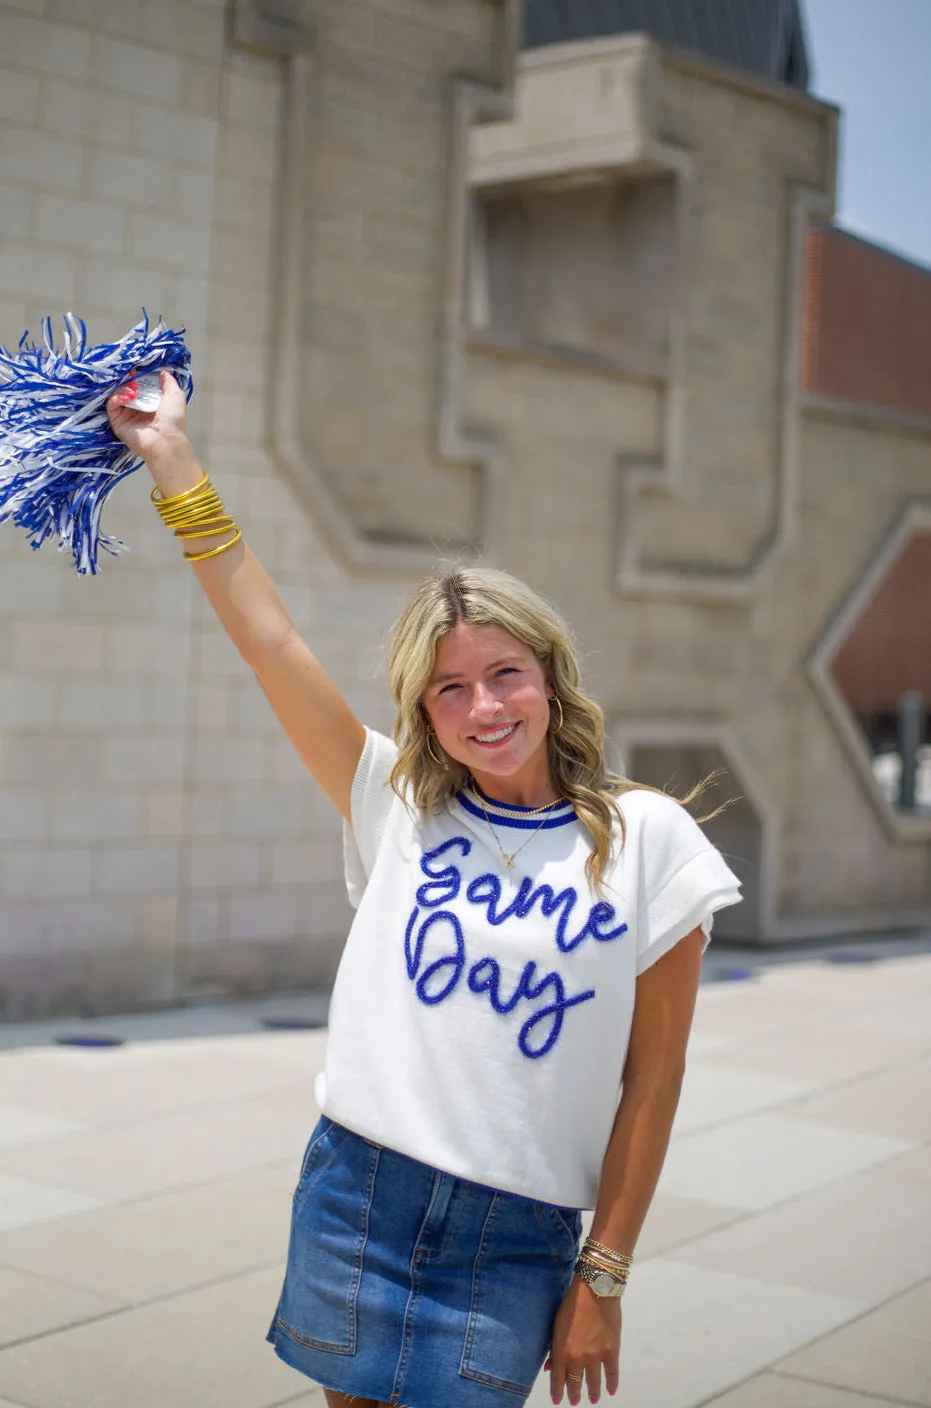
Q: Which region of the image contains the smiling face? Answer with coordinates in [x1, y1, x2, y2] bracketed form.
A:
[422, 622, 556, 806]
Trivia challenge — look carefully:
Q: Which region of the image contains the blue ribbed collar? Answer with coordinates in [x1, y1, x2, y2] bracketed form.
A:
[456, 787, 576, 831]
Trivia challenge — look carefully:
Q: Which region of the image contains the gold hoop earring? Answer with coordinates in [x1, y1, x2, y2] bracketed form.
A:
[425, 730, 445, 767]
[550, 695, 564, 735]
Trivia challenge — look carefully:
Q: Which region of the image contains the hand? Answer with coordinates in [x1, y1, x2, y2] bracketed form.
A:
[546, 1278, 621, 1405]
[106, 369, 190, 469]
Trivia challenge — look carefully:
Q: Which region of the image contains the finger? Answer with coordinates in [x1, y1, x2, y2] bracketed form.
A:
[159, 369, 186, 404]
[586, 1362, 602, 1403]
[158, 369, 190, 419]
[107, 387, 134, 420]
[566, 1368, 585, 1407]
[604, 1351, 620, 1397]
[549, 1355, 566, 1405]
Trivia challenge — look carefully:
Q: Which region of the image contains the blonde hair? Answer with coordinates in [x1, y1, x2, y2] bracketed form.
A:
[386, 566, 692, 891]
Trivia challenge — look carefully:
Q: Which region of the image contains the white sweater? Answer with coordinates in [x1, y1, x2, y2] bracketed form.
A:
[315, 728, 741, 1209]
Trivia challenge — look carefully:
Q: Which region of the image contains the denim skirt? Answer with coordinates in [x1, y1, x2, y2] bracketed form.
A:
[267, 1117, 582, 1408]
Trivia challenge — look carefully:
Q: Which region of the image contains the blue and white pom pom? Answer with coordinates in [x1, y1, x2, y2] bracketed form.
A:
[0, 312, 193, 574]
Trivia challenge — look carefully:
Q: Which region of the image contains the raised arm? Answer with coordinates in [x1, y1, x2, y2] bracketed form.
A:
[107, 371, 365, 822]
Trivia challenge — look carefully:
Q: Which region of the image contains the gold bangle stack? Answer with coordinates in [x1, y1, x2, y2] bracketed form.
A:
[151, 471, 242, 563]
[577, 1237, 633, 1284]
[585, 1238, 633, 1269]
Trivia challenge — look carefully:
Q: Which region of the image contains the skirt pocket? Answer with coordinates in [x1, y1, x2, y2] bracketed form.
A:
[459, 1193, 580, 1396]
[275, 1118, 381, 1356]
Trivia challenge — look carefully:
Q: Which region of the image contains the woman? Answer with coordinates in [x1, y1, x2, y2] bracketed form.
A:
[108, 373, 741, 1408]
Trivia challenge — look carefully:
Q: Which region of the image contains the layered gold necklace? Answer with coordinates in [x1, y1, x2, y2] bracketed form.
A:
[472, 784, 565, 869]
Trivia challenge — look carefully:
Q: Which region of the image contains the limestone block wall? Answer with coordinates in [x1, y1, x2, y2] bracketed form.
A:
[1, 5, 927, 1020]
[1, 0, 226, 1018]
[461, 39, 931, 939]
[0, 0, 513, 1018]
[295, 0, 506, 548]
[781, 410, 931, 917]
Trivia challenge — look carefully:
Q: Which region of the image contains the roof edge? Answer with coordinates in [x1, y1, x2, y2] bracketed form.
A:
[815, 221, 931, 279]
[519, 31, 839, 120]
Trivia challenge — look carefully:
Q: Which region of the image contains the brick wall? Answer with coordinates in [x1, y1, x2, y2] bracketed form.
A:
[830, 533, 931, 722]
[801, 225, 931, 418]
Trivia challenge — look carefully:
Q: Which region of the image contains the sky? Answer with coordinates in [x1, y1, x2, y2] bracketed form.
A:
[802, 0, 931, 269]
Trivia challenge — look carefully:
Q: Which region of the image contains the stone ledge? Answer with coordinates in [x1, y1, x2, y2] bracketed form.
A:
[0, 937, 342, 1023]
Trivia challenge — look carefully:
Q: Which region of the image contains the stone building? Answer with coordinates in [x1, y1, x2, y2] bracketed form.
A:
[525, 0, 811, 88]
[0, 0, 928, 1019]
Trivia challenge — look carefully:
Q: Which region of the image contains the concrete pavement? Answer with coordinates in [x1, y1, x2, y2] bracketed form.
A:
[0, 952, 929, 1408]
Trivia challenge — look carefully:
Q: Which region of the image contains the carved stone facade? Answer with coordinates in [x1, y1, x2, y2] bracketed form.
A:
[0, 2, 928, 1018]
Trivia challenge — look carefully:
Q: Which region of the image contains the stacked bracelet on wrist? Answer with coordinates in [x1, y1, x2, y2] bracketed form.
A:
[583, 1238, 633, 1274]
[151, 471, 242, 562]
[574, 1237, 633, 1298]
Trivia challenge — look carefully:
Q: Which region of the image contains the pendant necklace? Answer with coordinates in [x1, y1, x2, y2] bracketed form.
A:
[474, 787, 562, 870]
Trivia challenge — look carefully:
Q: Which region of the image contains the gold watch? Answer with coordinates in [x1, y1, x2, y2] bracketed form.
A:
[574, 1259, 627, 1299]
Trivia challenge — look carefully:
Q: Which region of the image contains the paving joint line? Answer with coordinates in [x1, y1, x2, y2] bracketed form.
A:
[754, 1273, 931, 1400]
[769, 1367, 928, 1407]
[657, 1162, 930, 1270]
[0, 1153, 301, 1222]
[0, 1256, 285, 1352]
[689, 1273, 931, 1408]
